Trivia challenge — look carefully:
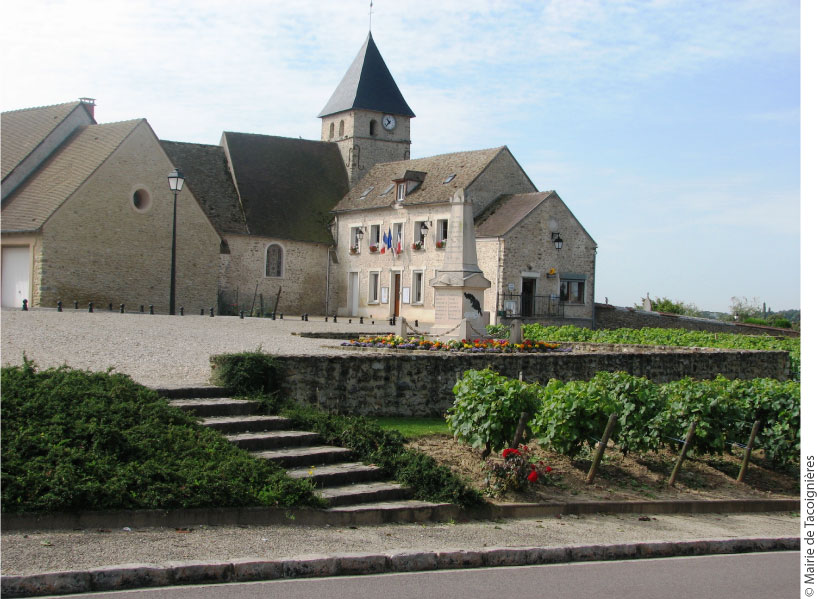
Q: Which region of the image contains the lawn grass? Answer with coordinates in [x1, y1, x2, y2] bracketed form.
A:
[373, 417, 451, 438]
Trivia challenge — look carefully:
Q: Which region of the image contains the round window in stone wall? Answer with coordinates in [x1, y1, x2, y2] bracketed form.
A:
[132, 188, 152, 212]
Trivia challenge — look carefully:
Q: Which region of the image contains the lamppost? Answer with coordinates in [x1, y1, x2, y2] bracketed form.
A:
[420, 221, 429, 247]
[168, 168, 185, 315]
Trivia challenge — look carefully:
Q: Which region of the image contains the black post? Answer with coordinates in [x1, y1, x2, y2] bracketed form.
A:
[149, 305, 154, 315]
[57, 301, 62, 312]
[209, 307, 214, 317]
[272, 312, 276, 320]
[304, 313, 308, 321]
[200, 308, 204, 316]
[360, 317, 364, 324]
[73, 300, 78, 310]
[240, 310, 244, 319]
[88, 302, 94, 312]
[140, 305, 145, 313]
[169, 187, 179, 316]
[119, 304, 124, 313]
[22, 299, 28, 311]
[108, 303, 113, 311]
[179, 307, 184, 316]
[333, 315, 337, 323]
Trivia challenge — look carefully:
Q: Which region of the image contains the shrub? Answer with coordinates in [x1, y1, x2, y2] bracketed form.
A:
[1, 361, 320, 513]
[772, 318, 792, 329]
[210, 348, 280, 394]
[447, 369, 539, 455]
[282, 405, 482, 507]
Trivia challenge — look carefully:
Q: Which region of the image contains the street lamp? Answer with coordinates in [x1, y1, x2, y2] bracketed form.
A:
[168, 168, 185, 315]
[551, 232, 563, 250]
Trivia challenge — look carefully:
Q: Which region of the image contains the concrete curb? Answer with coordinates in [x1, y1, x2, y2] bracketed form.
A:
[0, 498, 799, 532]
[0, 537, 799, 597]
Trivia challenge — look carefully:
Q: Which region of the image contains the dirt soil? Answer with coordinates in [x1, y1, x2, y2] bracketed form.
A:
[409, 435, 799, 503]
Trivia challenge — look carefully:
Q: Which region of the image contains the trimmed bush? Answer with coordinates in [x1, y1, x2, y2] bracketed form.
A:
[210, 349, 280, 394]
[1, 361, 320, 513]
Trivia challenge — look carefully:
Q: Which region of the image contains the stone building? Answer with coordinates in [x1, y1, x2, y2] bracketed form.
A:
[1, 100, 220, 311]
[2, 32, 596, 325]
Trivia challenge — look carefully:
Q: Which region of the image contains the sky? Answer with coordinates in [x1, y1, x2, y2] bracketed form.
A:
[1, 0, 803, 314]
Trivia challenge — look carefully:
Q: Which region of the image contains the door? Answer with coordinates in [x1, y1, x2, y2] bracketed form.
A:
[347, 272, 359, 316]
[1, 246, 31, 308]
[392, 273, 401, 317]
[521, 277, 536, 317]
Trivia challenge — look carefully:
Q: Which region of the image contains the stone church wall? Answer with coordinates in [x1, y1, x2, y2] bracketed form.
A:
[39, 122, 220, 312]
[467, 148, 536, 216]
[219, 235, 331, 316]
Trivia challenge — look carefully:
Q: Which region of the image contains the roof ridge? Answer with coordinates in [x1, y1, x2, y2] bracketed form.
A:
[1, 100, 81, 116]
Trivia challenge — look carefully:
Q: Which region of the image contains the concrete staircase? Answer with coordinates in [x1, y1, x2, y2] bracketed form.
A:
[161, 388, 438, 513]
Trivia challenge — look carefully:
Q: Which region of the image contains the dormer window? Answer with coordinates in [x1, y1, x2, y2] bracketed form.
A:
[443, 173, 456, 184]
[396, 182, 406, 202]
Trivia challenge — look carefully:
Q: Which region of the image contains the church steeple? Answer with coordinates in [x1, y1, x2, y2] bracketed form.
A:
[320, 33, 413, 186]
[318, 33, 414, 119]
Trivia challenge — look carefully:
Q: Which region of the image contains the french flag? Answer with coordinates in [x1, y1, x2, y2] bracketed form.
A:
[381, 230, 387, 254]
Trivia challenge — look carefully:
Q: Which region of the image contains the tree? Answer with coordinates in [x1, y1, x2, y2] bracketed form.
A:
[636, 295, 700, 317]
[729, 296, 762, 322]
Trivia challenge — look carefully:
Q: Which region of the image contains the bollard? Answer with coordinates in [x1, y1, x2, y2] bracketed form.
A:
[200, 308, 204, 316]
[280, 313, 283, 320]
[22, 299, 28, 311]
[74, 300, 79, 310]
[301, 314, 304, 321]
[89, 302, 94, 313]
[57, 300, 63, 312]
[179, 307, 184, 316]
[119, 304, 125, 314]
[149, 305, 154, 315]
[333, 315, 337, 323]
[325, 316, 328, 322]
[305, 313, 308, 321]
[140, 305, 145, 313]
[209, 307, 214, 317]
[415, 320, 418, 327]
[108, 303, 113, 311]
[360, 317, 364, 324]
[272, 312, 276, 320]
[240, 310, 244, 319]
[349, 319, 352, 324]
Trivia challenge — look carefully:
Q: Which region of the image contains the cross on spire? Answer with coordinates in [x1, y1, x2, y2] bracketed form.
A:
[369, 1, 373, 32]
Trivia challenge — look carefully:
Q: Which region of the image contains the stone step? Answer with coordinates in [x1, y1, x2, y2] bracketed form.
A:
[168, 398, 259, 417]
[156, 386, 229, 399]
[318, 482, 411, 507]
[226, 430, 321, 451]
[252, 446, 354, 468]
[287, 462, 384, 488]
[325, 499, 453, 517]
[199, 415, 292, 433]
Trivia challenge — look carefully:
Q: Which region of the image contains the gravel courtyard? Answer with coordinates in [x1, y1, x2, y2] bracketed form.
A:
[1, 309, 396, 388]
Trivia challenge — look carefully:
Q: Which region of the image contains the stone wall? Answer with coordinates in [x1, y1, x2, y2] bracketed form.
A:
[467, 148, 536, 216]
[270, 346, 789, 417]
[594, 304, 799, 338]
[40, 122, 220, 312]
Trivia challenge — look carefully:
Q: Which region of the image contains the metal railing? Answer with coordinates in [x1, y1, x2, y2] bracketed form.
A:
[499, 294, 564, 318]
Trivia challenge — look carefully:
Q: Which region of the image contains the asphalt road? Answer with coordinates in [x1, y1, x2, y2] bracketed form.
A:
[42, 551, 799, 599]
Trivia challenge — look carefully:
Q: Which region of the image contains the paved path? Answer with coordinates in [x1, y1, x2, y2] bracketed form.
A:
[1, 309, 396, 388]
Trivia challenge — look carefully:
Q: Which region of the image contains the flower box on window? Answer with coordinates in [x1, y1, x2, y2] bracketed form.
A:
[350, 247, 360, 255]
[411, 242, 423, 251]
[435, 240, 446, 249]
[369, 245, 379, 253]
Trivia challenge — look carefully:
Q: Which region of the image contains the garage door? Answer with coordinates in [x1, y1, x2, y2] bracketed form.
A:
[1, 246, 31, 308]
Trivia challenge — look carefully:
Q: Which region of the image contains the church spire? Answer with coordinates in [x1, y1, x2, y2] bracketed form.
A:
[317, 33, 414, 119]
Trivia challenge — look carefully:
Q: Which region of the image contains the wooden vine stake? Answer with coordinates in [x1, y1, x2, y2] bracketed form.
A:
[668, 419, 698, 486]
[511, 412, 529, 450]
[737, 420, 762, 483]
[586, 413, 618, 484]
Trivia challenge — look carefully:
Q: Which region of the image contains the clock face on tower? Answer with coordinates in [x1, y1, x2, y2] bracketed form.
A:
[382, 114, 396, 130]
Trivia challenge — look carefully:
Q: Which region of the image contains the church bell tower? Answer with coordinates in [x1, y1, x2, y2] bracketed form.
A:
[319, 33, 414, 187]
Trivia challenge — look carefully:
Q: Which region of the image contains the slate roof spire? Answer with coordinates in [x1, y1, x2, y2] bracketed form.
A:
[318, 33, 414, 118]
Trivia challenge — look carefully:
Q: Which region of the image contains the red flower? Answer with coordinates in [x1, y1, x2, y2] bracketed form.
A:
[527, 469, 539, 483]
[502, 448, 520, 459]
[545, 466, 553, 473]
[522, 445, 528, 451]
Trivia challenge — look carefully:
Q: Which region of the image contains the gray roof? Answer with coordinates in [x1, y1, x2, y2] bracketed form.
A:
[333, 147, 506, 212]
[475, 191, 556, 237]
[1, 101, 94, 180]
[160, 141, 248, 236]
[318, 33, 415, 118]
[2, 120, 142, 232]
[221, 132, 349, 243]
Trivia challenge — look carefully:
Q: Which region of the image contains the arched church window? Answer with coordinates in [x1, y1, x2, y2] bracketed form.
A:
[265, 244, 284, 278]
[329, 122, 335, 138]
[339, 120, 345, 137]
[369, 119, 376, 135]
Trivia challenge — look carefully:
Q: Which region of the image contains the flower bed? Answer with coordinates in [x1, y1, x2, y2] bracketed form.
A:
[341, 335, 569, 353]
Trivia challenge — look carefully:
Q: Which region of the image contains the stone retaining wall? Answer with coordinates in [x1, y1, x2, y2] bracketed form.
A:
[594, 304, 799, 338]
[270, 346, 789, 417]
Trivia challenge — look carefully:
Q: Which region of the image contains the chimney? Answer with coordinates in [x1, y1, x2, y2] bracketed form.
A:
[79, 97, 96, 120]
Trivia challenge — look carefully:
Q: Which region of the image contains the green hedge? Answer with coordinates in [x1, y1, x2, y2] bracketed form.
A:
[1, 361, 321, 513]
[210, 349, 280, 395]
